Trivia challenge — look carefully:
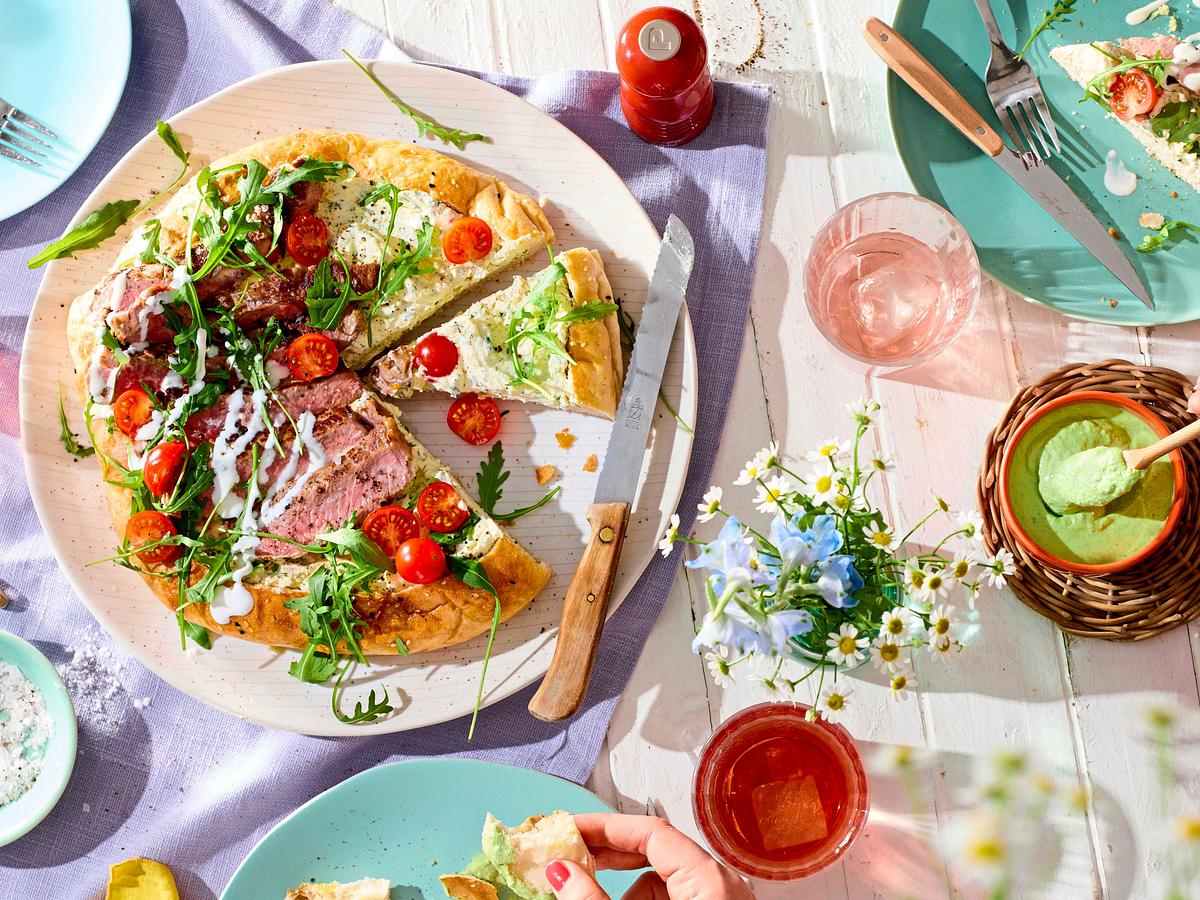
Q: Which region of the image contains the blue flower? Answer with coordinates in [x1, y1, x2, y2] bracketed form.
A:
[692, 601, 761, 655]
[758, 609, 814, 653]
[813, 554, 864, 609]
[768, 513, 843, 571]
[686, 516, 775, 595]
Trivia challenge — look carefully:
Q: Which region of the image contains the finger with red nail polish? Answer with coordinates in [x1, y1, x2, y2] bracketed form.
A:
[546, 859, 610, 899]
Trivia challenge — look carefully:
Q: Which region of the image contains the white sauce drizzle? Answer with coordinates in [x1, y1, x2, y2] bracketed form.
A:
[1126, 0, 1168, 25]
[160, 328, 208, 432]
[1104, 150, 1139, 196]
[259, 412, 327, 525]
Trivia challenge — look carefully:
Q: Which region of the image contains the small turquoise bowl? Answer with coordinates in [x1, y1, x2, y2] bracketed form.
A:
[0, 630, 77, 846]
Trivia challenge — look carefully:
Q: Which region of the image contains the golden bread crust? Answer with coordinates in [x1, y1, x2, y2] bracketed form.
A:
[563, 248, 623, 418]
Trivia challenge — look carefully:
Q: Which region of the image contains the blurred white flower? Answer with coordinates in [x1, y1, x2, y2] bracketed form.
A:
[659, 514, 680, 557]
[848, 397, 881, 425]
[864, 524, 894, 550]
[705, 648, 735, 688]
[888, 669, 917, 700]
[981, 549, 1016, 588]
[871, 634, 908, 673]
[826, 623, 869, 666]
[818, 685, 853, 723]
[754, 475, 793, 514]
[957, 509, 986, 544]
[696, 486, 723, 523]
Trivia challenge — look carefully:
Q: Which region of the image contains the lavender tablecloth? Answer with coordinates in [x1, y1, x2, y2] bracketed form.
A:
[0, 1, 768, 895]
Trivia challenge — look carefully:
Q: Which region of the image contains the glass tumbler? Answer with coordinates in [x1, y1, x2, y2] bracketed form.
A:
[804, 192, 980, 368]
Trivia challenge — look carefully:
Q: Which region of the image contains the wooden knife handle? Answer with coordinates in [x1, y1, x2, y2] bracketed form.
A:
[528, 501, 630, 722]
[862, 16, 1004, 157]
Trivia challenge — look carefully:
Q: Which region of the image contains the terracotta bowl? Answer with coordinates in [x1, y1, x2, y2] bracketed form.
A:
[998, 391, 1188, 575]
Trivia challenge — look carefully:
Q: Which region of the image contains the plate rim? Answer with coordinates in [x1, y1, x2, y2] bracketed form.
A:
[218, 757, 624, 899]
[0, 0, 133, 224]
[20, 58, 698, 735]
[0, 630, 79, 846]
[886, 0, 1185, 328]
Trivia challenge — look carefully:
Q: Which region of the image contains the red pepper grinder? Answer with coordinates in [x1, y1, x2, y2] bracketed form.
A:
[616, 6, 714, 146]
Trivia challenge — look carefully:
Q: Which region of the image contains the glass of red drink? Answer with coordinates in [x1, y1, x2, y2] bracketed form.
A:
[692, 702, 870, 880]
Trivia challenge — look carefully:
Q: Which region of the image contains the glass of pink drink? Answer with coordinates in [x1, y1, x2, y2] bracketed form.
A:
[804, 193, 980, 368]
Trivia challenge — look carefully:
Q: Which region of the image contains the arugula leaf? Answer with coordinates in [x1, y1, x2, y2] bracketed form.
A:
[138, 219, 163, 265]
[305, 254, 356, 330]
[474, 441, 559, 523]
[332, 661, 393, 724]
[395, 637, 410, 656]
[1149, 101, 1200, 155]
[344, 50, 490, 151]
[56, 385, 95, 459]
[448, 555, 498, 598]
[99, 328, 130, 365]
[367, 217, 437, 343]
[181, 619, 212, 650]
[28, 200, 141, 269]
[1137, 219, 1200, 253]
[155, 120, 190, 186]
[1016, 0, 1076, 60]
[476, 443, 510, 517]
[468, 596, 502, 742]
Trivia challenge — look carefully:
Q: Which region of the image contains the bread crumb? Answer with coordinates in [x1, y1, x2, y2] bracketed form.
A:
[1107, 226, 1122, 240]
[1172, 191, 1180, 199]
[555, 428, 576, 450]
[583, 454, 598, 473]
[535, 465, 558, 485]
[1140, 212, 1166, 230]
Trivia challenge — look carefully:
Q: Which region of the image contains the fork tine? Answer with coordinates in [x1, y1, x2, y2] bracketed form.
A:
[3, 118, 50, 149]
[8, 107, 56, 139]
[1020, 98, 1055, 159]
[996, 104, 1025, 152]
[0, 130, 48, 159]
[0, 141, 42, 169]
[1011, 103, 1045, 159]
[1030, 92, 1062, 154]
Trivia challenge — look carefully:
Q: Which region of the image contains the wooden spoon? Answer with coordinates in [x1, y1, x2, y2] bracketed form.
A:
[1123, 418, 1200, 470]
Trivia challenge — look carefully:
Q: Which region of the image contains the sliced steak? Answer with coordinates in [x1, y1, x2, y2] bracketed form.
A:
[185, 369, 364, 444]
[212, 269, 309, 327]
[283, 179, 324, 220]
[366, 346, 413, 397]
[1120, 36, 1180, 59]
[103, 265, 176, 346]
[113, 353, 173, 398]
[194, 263, 247, 301]
[255, 416, 414, 557]
[237, 406, 370, 484]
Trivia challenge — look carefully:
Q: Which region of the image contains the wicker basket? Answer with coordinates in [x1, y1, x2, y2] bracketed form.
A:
[977, 359, 1200, 641]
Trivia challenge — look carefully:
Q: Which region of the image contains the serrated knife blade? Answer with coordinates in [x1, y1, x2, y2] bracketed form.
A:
[528, 215, 694, 722]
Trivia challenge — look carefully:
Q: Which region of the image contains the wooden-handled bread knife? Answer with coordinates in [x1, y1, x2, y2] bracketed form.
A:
[528, 215, 695, 722]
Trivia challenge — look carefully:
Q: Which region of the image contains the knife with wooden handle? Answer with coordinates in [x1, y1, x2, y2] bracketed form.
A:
[861, 16, 1154, 310]
[528, 215, 695, 722]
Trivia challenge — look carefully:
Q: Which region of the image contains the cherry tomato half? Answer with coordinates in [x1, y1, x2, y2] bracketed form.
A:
[285, 214, 330, 266]
[285, 333, 339, 382]
[113, 387, 154, 438]
[413, 333, 459, 378]
[441, 216, 493, 264]
[416, 480, 470, 533]
[143, 440, 188, 497]
[394, 537, 447, 585]
[1110, 68, 1160, 120]
[447, 393, 501, 446]
[125, 510, 181, 566]
[362, 505, 422, 557]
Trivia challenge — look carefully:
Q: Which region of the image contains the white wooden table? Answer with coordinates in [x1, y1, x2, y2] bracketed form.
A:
[334, 1, 1200, 896]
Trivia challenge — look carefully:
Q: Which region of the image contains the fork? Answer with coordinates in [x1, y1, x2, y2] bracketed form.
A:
[972, 0, 1062, 158]
[0, 98, 61, 169]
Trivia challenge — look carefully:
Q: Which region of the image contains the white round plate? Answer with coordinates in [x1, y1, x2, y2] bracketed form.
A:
[20, 60, 697, 736]
[0, 0, 132, 221]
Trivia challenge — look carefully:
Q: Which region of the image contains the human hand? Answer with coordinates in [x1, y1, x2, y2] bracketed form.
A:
[545, 813, 754, 900]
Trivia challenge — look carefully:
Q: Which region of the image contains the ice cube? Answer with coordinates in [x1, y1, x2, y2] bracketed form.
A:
[750, 775, 829, 850]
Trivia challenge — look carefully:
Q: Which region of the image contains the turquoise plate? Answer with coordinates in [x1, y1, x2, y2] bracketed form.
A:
[221, 760, 642, 899]
[890, 0, 1200, 325]
[0, 0, 131, 222]
[0, 630, 77, 847]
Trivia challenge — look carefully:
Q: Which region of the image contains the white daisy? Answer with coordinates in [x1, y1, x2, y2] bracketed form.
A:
[888, 669, 917, 700]
[818, 685, 853, 723]
[957, 509, 986, 544]
[756, 441, 780, 470]
[658, 514, 680, 557]
[981, 549, 1016, 588]
[734, 442, 779, 485]
[869, 743, 930, 776]
[927, 604, 960, 649]
[879, 606, 915, 641]
[903, 562, 929, 603]
[946, 554, 976, 582]
[922, 565, 950, 599]
[863, 524, 895, 551]
[805, 439, 849, 465]
[868, 452, 895, 474]
[754, 475, 793, 514]
[848, 397, 881, 425]
[825, 623, 869, 666]
[871, 635, 908, 673]
[806, 468, 840, 507]
[696, 486, 722, 523]
[705, 648, 735, 688]
[927, 633, 962, 661]
[963, 579, 981, 610]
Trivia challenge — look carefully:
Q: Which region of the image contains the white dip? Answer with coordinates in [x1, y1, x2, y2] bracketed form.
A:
[0, 661, 54, 807]
[1104, 151, 1138, 196]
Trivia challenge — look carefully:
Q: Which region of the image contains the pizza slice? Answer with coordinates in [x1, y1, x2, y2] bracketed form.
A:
[114, 129, 554, 367]
[368, 248, 624, 417]
[1051, 37, 1200, 191]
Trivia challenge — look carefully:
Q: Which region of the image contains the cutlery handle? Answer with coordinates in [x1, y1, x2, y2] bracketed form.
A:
[1124, 418, 1200, 470]
[862, 17, 1004, 157]
[528, 501, 631, 722]
[971, 0, 1007, 49]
